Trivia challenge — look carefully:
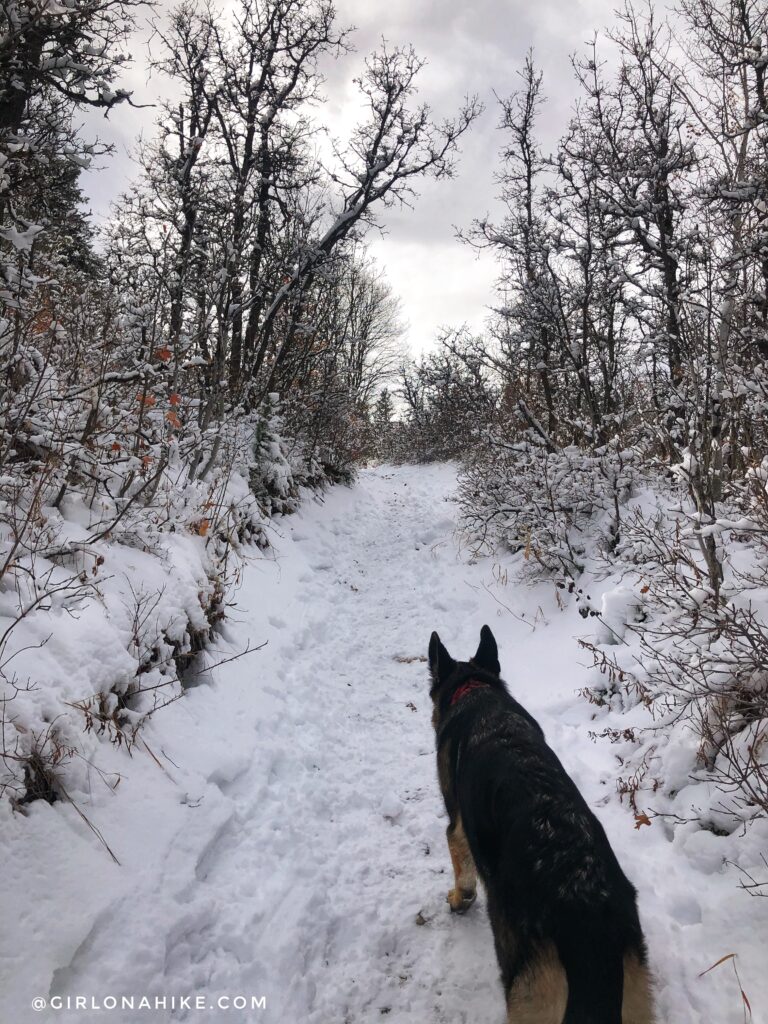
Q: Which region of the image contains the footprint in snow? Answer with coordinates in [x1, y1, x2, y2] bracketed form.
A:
[380, 793, 404, 822]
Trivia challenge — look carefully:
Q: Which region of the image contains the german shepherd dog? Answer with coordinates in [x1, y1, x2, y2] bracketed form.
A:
[428, 625, 654, 1024]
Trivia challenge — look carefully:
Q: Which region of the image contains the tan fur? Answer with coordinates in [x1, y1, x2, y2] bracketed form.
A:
[506, 944, 568, 1024]
[446, 814, 477, 909]
[622, 952, 655, 1024]
[503, 948, 655, 1024]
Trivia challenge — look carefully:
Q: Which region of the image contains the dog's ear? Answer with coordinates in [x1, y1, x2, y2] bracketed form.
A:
[429, 631, 456, 684]
[473, 624, 500, 675]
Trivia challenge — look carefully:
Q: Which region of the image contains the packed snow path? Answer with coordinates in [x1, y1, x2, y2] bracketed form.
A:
[4, 464, 764, 1023]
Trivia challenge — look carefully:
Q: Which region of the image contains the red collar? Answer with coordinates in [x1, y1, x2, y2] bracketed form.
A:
[450, 679, 489, 706]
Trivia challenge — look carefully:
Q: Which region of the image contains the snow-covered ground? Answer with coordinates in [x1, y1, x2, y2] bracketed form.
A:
[1, 463, 766, 1023]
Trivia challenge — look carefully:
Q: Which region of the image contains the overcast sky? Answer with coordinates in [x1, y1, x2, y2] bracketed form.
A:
[83, 0, 625, 355]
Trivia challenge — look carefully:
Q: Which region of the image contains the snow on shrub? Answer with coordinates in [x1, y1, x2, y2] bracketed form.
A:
[459, 436, 640, 577]
[0, 311, 277, 807]
[250, 395, 301, 515]
[579, 478, 768, 866]
[461, 429, 768, 871]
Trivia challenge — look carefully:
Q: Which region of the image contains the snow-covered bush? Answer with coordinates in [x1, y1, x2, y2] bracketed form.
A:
[250, 395, 301, 515]
[460, 436, 640, 576]
[580, 475, 768, 844]
[0, 338, 268, 804]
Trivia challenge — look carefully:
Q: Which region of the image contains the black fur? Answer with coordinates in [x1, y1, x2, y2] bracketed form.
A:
[428, 626, 650, 1023]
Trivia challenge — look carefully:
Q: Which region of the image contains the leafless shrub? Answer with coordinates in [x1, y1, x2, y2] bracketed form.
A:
[583, 498, 768, 823]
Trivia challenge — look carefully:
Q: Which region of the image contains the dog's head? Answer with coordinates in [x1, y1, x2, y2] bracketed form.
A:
[427, 625, 501, 726]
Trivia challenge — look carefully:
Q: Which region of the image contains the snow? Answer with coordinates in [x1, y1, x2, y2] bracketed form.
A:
[1, 463, 766, 1023]
[597, 586, 642, 644]
[0, 222, 44, 251]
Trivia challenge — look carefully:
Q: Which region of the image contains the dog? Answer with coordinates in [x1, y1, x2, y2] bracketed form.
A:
[428, 625, 654, 1024]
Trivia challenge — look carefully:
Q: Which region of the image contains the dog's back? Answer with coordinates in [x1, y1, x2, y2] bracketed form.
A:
[429, 627, 654, 1024]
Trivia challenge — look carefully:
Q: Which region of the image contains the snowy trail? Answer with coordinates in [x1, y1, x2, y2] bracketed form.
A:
[4, 464, 764, 1023]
